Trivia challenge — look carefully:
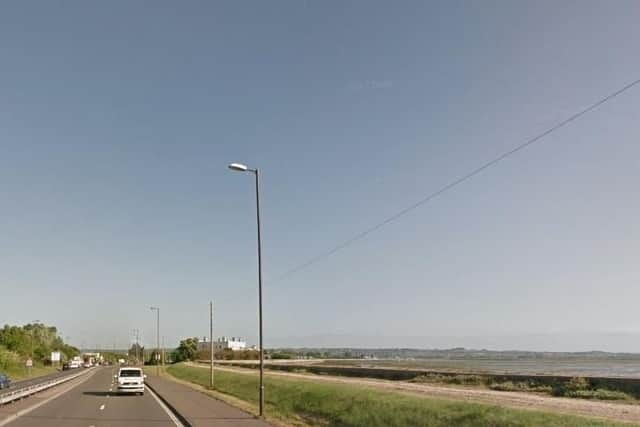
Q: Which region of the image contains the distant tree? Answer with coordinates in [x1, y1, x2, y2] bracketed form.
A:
[62, 345, 80, 360]
[271, 352, 293, 360]
[128, 343, 145, 362]
[172, 337, 199, 362]
[146, 349, 162, 365]
[0, 323, 74, 365]
[99, 351, 119, 364]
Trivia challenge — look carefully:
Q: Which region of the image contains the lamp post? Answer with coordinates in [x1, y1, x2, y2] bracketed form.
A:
[29, 320, 40, 372]
[210, 301, 214, 389]
[150, 307, 160, 375]
[132, 329, 140, 364]
[228, 162, 265, 417]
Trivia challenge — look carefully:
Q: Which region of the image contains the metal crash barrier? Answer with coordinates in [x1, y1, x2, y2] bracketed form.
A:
[0, 369, 91, 405]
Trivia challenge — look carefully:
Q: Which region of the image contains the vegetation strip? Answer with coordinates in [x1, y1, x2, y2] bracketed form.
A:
[166, 363, 629, 427]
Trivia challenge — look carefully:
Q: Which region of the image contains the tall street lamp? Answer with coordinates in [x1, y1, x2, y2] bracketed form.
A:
[228, 162, 265, 417]
[150, 307, 160, 375]
[30, 320, 40, 360]
[133, 329, 140, 364]
[210, 301, 214, 389]
[26, 320, 40, 373]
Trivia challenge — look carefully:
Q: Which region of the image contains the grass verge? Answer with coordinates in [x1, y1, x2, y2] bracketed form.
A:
[164, 363, 628, 427]
[2, 365, 58, 381]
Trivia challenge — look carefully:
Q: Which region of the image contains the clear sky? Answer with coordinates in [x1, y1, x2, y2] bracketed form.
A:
[2, 1, 639, 352]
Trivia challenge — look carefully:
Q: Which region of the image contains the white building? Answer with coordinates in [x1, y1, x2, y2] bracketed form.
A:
[198, 336, 247, 351]
[216, 336, 247, 351]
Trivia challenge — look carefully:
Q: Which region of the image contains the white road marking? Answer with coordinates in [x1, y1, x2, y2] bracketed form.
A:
[147, 385, 185, 427]
[99, 404, 105, 410]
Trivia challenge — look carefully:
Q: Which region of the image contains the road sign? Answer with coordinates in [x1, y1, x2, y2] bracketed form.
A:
[26, 358, 33, 368]
[51, 351, 61, 362]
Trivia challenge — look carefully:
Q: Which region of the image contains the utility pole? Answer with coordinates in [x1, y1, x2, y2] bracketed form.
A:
[150, 307, 160, 376]
[210, 301, 214, 389]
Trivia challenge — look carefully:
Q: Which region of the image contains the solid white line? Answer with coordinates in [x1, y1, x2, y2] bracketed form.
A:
[147, 385, 184, 427]
[0, 370, 96, 427]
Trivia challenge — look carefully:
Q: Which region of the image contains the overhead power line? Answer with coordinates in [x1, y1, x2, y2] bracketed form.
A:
[277, 77, 640, 280]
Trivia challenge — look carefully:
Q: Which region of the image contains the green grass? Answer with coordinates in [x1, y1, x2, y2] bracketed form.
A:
[2, 364, 58, 381]
[165, 363, 629, 427]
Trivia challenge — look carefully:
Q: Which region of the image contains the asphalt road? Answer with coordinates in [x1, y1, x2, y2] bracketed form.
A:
[5, 367, 177, 427]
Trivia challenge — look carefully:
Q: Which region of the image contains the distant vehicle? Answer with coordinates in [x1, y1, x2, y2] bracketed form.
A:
[0, 374, 11, 390]
[62, 362, 70, 370]
[69, 360, 81, 369]
[115, 367, 146, 395]
[83, 361, 93, 368]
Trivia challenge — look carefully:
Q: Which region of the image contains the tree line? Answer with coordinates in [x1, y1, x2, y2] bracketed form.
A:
[0, 323, 78, 372]
[168, 337, 259, 363]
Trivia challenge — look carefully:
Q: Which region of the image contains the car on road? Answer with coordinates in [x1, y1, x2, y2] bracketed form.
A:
[0, 374, 11, 390]
[62, 362, 70, 370]
[115, 367, 146, 395]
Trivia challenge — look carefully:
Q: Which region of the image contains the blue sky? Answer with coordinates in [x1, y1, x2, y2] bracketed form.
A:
[2, 1, 640, 351]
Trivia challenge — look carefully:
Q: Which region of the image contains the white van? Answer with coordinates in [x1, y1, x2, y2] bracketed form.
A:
[115, 367, 146, 395]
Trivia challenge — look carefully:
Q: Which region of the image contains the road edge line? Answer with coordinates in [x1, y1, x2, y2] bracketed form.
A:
[146, 382, 188, 427]
[0, 369, 96, 427]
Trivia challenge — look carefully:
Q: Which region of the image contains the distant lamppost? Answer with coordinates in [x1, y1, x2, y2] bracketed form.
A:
[25, 320, 40, 373]
[228, 162, 265, 417]
[210, 301, 214, 389]
[133, 329, 140, 364]
[150, 307, 160, 375]
[30, 320, 40, 361]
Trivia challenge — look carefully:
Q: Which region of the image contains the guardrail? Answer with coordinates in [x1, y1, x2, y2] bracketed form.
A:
[0, 368, 91, 405]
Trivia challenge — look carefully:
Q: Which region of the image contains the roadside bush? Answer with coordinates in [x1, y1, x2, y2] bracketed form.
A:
[548, 376, 631, 400]
[197, 349, 259, 361]
[489, 380, 552, 393]
[552, 377, 589, 397]
[561, 387, 632, 401]
[410, 373, 485, 386]
[270, 352, 293, 359]
[588, 389, 633, 401]
[0, 346, 20, 371]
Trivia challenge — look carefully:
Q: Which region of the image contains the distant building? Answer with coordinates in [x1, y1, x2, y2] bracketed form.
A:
[198, 336, 247, 352]
[82, 352, 102, 365]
